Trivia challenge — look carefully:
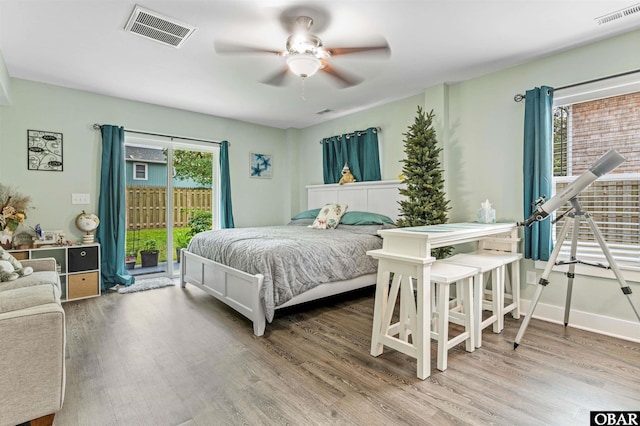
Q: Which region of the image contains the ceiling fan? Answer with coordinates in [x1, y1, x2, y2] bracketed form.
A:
[214, 15, 390, 88]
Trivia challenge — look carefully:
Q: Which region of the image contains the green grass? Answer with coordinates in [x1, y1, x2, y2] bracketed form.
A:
[126, 227, 189, 263]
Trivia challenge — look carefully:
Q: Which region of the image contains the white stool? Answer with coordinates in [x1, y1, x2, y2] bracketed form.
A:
[470, 249, 523, 330]
[369, 252, 433, 379]
[441, 253, 504, 348]
[429, 261, 477, 371]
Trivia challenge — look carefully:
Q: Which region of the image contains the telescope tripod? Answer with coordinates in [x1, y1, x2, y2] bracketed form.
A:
[514, 197, 640, 348]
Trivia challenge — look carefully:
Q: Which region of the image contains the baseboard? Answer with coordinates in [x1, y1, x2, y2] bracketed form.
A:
[520, 299, 640, 343]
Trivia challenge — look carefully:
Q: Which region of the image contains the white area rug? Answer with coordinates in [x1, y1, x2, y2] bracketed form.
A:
[117, 277, 175, 294]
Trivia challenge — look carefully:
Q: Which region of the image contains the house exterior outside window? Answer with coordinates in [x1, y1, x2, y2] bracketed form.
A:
[552, 91, 640, 269]
[133, 162, 148, 180]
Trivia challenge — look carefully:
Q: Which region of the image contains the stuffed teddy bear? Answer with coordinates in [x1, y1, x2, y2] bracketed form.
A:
[339, 163, 357, 185]
[0, 259, 19, 282]
[0, 247, 33, 282]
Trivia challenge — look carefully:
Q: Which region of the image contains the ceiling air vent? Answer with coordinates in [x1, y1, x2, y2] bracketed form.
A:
[595, 3, 640, 25]
[125, 5, 196, 48]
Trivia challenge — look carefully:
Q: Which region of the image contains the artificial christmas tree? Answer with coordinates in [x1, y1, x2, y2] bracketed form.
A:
[397, 107, 451, 257]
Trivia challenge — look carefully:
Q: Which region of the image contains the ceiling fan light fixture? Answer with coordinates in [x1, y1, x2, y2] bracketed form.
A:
[286, 54, 321, 78]
[286, 33, 323, 55]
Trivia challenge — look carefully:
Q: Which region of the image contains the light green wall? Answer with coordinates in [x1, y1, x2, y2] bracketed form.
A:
[295, 29, 640, 324]
[283, 127, 301, 222]
[0, 78, 288, 242]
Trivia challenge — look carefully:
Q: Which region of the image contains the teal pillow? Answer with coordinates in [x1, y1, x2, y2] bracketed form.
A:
[340, 211, 395, 225]
[291, 208, 321, 220]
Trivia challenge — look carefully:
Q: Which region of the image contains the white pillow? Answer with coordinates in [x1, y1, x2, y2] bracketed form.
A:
[309, 203, 348, 230]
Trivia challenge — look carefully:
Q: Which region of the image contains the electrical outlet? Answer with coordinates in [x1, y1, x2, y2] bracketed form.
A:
[526, 271, 537, 285]
[71, 193, 90, 204]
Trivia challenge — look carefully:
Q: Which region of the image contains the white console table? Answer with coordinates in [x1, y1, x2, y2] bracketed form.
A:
[367, 222, 518, 379]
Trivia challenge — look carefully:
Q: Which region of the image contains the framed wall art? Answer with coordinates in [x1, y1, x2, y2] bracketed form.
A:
[40, 230, 62, 245]
[250, 152, 272, 178]
[27, 130, 63, 171]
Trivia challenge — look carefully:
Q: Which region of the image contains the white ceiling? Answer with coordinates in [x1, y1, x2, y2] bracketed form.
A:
[1, 1, 639, 129]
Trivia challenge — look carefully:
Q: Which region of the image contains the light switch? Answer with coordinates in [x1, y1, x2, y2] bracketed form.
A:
[72, 193, 91, 204]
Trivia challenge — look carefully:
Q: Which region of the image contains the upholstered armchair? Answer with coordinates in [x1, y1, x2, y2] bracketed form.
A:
[0, 257, 65, 426]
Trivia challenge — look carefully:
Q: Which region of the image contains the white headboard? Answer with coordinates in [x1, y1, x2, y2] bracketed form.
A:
[306, 180, 404, 221]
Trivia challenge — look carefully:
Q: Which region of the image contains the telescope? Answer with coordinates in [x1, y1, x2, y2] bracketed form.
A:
[519, 150, 625, 227]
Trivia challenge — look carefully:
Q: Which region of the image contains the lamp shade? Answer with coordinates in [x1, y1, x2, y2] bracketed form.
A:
[286, 54, 321, 78]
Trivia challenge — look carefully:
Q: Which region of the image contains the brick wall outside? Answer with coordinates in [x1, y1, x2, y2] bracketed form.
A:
[569, 91, 640, 175]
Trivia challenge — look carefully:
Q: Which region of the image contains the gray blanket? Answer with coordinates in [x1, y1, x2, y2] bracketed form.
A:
[187, 222, 388, 322]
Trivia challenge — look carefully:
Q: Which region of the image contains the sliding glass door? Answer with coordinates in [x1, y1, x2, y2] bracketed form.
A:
[171, 147, 216, 274]
[124, 137, 217, 278]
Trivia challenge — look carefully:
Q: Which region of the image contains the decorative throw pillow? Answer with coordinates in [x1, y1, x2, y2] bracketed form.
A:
[340, 211, 395, 225]
[0, 247, 22, 270]
[0, 259, 19, 282]
[309, 203, 348, 230]
[0, 247, 32, 278]
[291, 208, 322, 220]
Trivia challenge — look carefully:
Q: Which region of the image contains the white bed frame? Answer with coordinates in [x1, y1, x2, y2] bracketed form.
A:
[180, 180, 403, 336]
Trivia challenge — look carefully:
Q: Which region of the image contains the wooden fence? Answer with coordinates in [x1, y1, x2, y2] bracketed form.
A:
[555, 179, 639, 245]
[126, 186, 212, 229]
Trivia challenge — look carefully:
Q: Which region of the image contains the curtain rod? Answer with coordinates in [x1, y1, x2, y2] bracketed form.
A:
[513, 68, 640, 102]
[92, 124, 224, 146]
[318, 127, 381, 144]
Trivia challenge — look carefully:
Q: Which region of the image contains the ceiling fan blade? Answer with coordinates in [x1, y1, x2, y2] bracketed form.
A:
[261, 67, 290, 86]
[215, 40, 282, 56]
[326, 43, 391, 58]
[321, 63, 363, 88]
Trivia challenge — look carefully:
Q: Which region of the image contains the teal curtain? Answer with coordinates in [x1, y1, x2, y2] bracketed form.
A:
[220, 140, 235, 229]
[523, 86, 554, 261]
[360, 128, 382, 181]
[96, 125, 134, 290]
[322, 135, 342, 183]
[322, 127, 381, 184]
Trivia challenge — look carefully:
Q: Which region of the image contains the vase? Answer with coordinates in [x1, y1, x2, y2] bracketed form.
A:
[0, 230, 13, 250]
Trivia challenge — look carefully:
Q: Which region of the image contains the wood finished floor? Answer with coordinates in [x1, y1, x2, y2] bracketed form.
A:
[56, 284, 640, 426]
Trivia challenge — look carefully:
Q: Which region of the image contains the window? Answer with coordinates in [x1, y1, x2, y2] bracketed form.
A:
[133, 163, 148, 180]
[552, 91, 640, 270]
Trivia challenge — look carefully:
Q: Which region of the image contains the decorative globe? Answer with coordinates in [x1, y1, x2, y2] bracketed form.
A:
[75, 211, 99, 244]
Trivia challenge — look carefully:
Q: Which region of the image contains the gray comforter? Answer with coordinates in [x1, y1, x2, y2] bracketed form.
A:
[187, 221, 389, 322]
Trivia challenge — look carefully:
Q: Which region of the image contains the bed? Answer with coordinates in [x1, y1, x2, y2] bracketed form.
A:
[180, 180, 403, 336]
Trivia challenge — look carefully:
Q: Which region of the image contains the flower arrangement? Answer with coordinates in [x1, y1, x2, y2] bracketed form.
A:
[0, 184, 31, 232]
